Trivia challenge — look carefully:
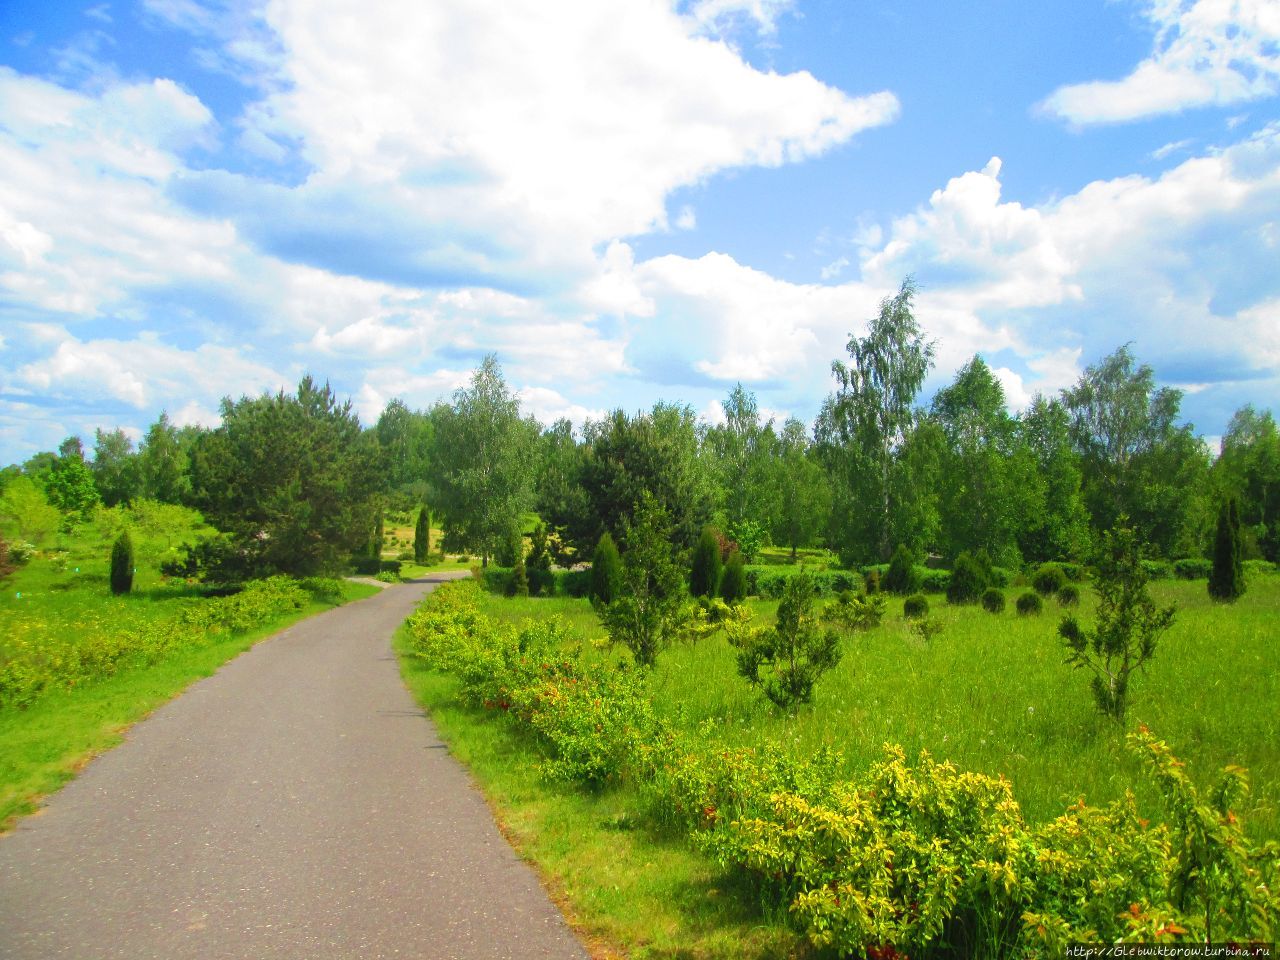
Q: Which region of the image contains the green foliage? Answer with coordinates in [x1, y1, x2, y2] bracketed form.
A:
[1061, 524, 1176, 721]
[823, 590, 886, 631]
[508, 552, 529, 597]
[726, 518, 765, 563]
[1057, 583, 1081, 607]
[494, 527, 522, 567]
[882, 542, 920, 594]
[719, 548, 746, 604]
[45, 448, 100, 519]
[109, 530, 133, 596]
[589, 532, 622, 606]
[1016, 590, 1044, 615]
[1032, 563, 1068, 596]
[769, 418, 832, 560]
[730, 572, 842, 709]
[0, 476, 62, 545]
[91, 428, 140, 508]
[189, 375, 380, 577]
[902, 593, 929, 619]
[1173, 557, 1212, 579]
[526, 522, 554, 596]
[0, 535, 13, 581]
[946, 551, 988, 604]
[689, 526, 722, 598]
[981, 587, 1005, 613]
[598, 494, 689, 667]
[413, 506, 431, 564]
[1209, 496, 1246, 602]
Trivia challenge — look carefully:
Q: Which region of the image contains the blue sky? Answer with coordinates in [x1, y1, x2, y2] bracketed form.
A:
[1, 0, 1278, 464]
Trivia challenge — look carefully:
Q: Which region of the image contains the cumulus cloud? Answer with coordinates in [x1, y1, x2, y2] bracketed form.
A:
[1040, 0, 1280, 125]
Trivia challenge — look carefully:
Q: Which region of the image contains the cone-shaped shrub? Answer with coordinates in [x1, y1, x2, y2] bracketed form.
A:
[1208, 497, 1246, 602]
[883, 544, 921, 595]
[110, 530, 133, 595]
[589, 532, 622, 606]
[690, 526, 723, 598]
[720, 549, 747, 604]
[903, 594, 928, 619]
[414, 506, 431, 564]
[981, 587, 1005, 613]
[946, 552, 987, 604]
[1015, 590, 1043, 615]
[508, 551, 529, 597]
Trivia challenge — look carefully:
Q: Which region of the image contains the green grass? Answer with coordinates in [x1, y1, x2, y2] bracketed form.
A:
[469, 574, 1280, 839]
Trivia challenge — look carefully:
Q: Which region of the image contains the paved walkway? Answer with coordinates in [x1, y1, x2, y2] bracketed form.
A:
[0, 575, 587, 960]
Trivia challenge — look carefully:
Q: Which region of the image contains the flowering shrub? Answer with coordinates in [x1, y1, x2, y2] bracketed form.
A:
[406, 581, 1280, 957]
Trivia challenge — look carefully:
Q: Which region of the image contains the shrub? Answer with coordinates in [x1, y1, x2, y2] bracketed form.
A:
[556, 569, 591, 598]
[1208, 497, 1245, 602]
[527, 522, 554, 596]
[508, 553, 529, 597]
[690, 526, 722, 598]
[0, 535, 13, 580]
[883, 544, 921, 594]
[7, 540, 35, 565]
[109, 530, 134, 595]
[1173, 557, 1212, 580]
[902, 593, 928, 619]
[1015, 590, 1043, 615]
[1140, 558, 1174, 580]
[918, 567, 951, 593]
[413, 506, 431, 564]
[720, 549, 747, 604]
[495, 528, 522, 567]
[1057, 583, 1080, 607]
[823, 591, 886, 631]
[1032, 564, 1067, 596]
[730, 571, 842, 709]
[980, 587, 1005, 613]
[864, 568, 880, 594]
[589, 532, 622, 606]
[946, 552, 987, 604]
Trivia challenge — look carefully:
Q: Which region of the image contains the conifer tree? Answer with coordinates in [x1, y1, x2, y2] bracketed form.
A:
[883, 543, 920, 594]
[414, 506, 431, 564]
[720, 549, 747, 604]
[1208, 496, 1246, 601]
[589, 532, 622, 606]
[509, 550, 529, 597]
[690, 526, 722, 598]
[110, 530, 134, 595]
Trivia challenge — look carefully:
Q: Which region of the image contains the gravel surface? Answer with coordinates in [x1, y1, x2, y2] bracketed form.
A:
[0, 574, 587, 960]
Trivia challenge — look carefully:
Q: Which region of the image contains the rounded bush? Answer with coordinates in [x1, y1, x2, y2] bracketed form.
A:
[883, 544, 921, 595]
[1015, 590, 1043, 616]
[1057, 583, 1080, 607]
[946, 552, 987, 605]
[720, 549, 747, 604]
[980, 588, 1005, 613]
[1032, 565, 1067, 596]
[902, 594, 929, 619]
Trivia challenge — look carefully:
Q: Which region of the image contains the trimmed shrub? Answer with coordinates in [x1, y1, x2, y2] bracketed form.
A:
[690, 526, 723, 598]
[589, 532, 622, 605]
[1173, 557, 1212, 580]
[109, 530, 133, 595]
[1209, 497, 1245, 602]
[1015, 590, 1043, 615]
[883, 544, 921, 595]
[556, 569, 591, 598]
[1140, 559, 1174, 580]
[720, 549, 747, 604]
[918, 567, 951, 593]
[946, 552, 987, 605]
[1032, 564, 1067, 596]
[980, 588, 1005, 613]
[1058, 583, 1080, 607]
[414, 506, 431, 564]
[902, 594, 928, 619]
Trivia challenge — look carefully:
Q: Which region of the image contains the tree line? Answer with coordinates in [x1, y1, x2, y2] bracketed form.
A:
[2, 280, 1277, 579]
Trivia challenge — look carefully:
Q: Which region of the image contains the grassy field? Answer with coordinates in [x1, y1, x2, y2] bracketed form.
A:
[396, 570, 1278, 956]
[0, 506, 379, 830]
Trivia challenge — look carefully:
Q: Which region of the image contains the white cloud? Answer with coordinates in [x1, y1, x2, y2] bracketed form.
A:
[516, 385, 606, 428]
[682, 0, 796, 37]
[675, 205, 698, 231]
[820, 256, 849, 280]
[1152, 138, 1195, 160]
[1040, 0, 1280, 125]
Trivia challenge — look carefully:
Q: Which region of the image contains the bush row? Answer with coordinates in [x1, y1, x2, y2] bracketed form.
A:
[0, 577, 331, 710]
[405, 582, 1279, 956]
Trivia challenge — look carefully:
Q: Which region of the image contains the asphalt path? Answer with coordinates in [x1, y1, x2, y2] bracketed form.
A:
[0, 575, 588, 960]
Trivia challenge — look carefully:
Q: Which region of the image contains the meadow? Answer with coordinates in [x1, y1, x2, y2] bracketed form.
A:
[399, 567, 1280, 957]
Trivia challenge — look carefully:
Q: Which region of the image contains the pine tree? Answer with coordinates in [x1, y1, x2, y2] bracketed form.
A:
[110, 530, 134, 595]
[589, 532, 622, 606]
[1208, 496, 1246, 601]
[720, 549, 747, 604]
[690, 526, 722, 598]
[508, 550, 529, 597]
[414, 506, 431, 564]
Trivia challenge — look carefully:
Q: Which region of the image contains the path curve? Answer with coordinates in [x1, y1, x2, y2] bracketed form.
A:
[0, 575, 587, 960]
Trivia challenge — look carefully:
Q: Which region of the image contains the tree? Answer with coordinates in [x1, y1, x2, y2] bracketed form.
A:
[92, 428, 140, 507]
[45, 439, 100, 519]
[690, 526, 722, 598]
[1208, 497, 1245, 602]
[883, 543, 920, 595]
[731, 571, 842, 709]
[137, 412, 192, 504]
[768, 418, 831, 560]
[375, 398, 433, 504]
[414, 506, 431, 563]
[110, 530, 134, 595]
[817, 277, 935, 562]
[597, 494, 689, 667]
[720, 548, 747, 604]
[0, 475, 62, 545]
[1060, 524, 1175, 721]
[527, 522, 554, 596]
[706, 384, 780, 535]
[535, 418, 591, 561]
[1216, 405, 1280, 561]
[509, 550, 530, 597]
[589, 532, 622, 606]
[189, 376, 381, 578]
[1018, 395, 1090, 562]
[1062, 345, 1209, 556]
[430, 356, 539, 566]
